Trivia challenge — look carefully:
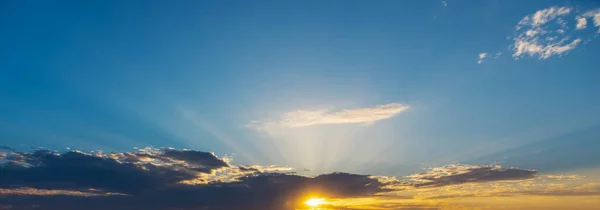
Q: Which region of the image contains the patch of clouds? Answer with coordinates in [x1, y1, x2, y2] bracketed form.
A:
[0, 147, 391, 209]
[483, 6, 600, 60]
[518, 7, 571, 28]
[248, 103, 409, 130]
[441, 1, 447, 7]
[477, 53, 487, 64]
[512, 7, 581, 59]
[0, 147, 238, 194]
[576, 17, 588, 29]
[358, 165, 600, 209]
[1, 148, 598, 210]
[477, 52, 503, 64]
[582, 9, 600, 32]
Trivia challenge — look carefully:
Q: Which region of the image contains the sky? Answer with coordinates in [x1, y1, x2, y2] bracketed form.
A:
[1, 0, 600, 209]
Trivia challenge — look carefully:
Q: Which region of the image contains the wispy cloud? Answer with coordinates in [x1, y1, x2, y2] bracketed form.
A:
[477, 53, 488, 64]
[543, 174, 586, 180]
[407, 164, 537, 187]
[441, 1, 447, 7]
[0, 188, 128, 197]
[249, 103, 409, 130]
[370, 164, 538, 190]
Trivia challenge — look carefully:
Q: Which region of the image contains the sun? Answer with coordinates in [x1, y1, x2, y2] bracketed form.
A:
[305, 198, 325, 207]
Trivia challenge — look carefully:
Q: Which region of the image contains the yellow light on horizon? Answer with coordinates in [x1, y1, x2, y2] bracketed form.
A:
[305, 198, 325, 207]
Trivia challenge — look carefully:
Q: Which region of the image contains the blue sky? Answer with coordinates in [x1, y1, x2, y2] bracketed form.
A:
[3, 1, 600, 209]
[2, 0, 600, 178]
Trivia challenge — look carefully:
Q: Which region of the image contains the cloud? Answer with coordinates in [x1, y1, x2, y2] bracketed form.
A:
[2, 148, 598, 210]
[477, 53, 487, 64]
[522, 7, 571, 27]
[161, 149, 230, 170]
[507, 6, 600, 60]
[543, 174, 586, 180]
[406, 164, 537, 187]
[331, 169, 599, 209]
[0, 188, 128, 197]
[368, 164, 539, 193]
[441, 1, 447, 7]
[249, 103, 409, 130]
[0, 148, 391, 210]
[577, 17, 588, 29]
[418, 182, 600, 200]
[582, 9, 600, 32]
[512, 7, 580, 59]
[0, 148, 232, 194]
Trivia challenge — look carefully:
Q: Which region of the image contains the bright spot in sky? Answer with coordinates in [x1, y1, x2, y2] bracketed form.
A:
[305, 198, 325, 207]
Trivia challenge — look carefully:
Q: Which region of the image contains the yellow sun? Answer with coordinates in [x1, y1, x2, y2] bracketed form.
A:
[305, 198, 325, 207]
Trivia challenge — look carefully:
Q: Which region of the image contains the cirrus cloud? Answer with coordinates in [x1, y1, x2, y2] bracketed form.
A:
[248, 103, 410, 131]
[407, 164, 537, 187]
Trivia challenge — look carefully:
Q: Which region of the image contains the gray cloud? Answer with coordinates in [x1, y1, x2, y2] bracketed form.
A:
[408, 164, 536, 187]
[0, 147, 576, 210]
[0, 148, 390, 210]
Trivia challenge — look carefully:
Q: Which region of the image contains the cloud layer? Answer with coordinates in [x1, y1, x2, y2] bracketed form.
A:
[0, 148, 389, 209]
[2, 147, 594, 210]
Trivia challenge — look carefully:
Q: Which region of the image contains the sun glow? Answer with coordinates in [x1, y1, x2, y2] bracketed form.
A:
[305, 198, 325, 207]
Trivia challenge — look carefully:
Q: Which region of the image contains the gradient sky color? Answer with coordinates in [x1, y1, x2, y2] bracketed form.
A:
[2, 2, 600, 209]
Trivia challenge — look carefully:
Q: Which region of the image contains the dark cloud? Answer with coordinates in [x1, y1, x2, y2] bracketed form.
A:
[0, 148, 544, 210]
[238, 166, 259, 172]
[312, 173, 389, 196]
[408, 164, 537, 187]
[161, 149, 229, 173]
[0, 150, 196, 194]
[0, 148, 391, 210]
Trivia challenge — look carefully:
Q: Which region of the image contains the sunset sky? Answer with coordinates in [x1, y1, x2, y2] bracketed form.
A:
[1, 0, 600, 209]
